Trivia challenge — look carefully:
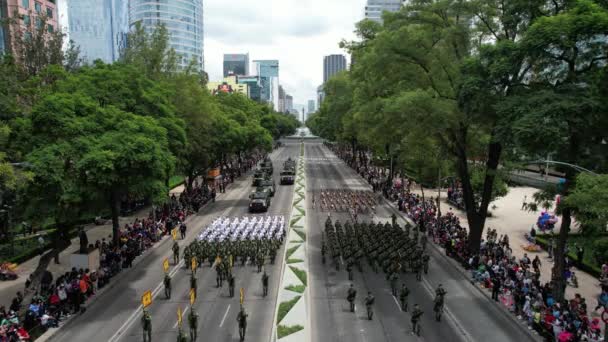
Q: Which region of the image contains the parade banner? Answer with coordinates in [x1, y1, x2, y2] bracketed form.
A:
[142, 290, 152, 308]
[163, 258, 169, 273]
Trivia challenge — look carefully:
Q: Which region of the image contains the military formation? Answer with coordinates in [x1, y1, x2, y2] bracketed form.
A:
[317, 189, 377, 213]
[322, 216, 442, 335]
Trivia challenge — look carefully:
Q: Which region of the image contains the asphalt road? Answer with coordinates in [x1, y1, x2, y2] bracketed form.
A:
[50, 141, 300, 342]
[305, 140, 539, 342]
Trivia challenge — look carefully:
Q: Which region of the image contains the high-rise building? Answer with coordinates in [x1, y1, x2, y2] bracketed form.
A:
[1, 0, 58, 55]
[317, 84, 325, 106]
[278, 85, 286, 113]
[323, 54, 347, 83]
[253, 60, 279, 110]
[64, 0, 128, 63]
[307, 100, 316, 114]
[129, 0, 204, 71]
[364, 0, 402, 22]
[237, 75, 262, 102]
[223, 53, 249, 77]
[285, 94, 293, 113]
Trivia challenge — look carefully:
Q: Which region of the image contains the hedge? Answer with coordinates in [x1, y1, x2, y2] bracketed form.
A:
[535, 235, 602, 278]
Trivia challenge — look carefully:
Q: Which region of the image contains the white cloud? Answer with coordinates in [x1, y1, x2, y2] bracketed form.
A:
[204, 0, 366, 105]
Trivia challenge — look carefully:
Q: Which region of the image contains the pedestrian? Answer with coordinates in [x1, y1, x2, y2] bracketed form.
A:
[142, 309, 152, 342]
[491, 277, 501, 301]
[38, 235, 45, 255]
[521, 195, 527, 210]
[411, 304, 423, 336]
[347, 284, 357, 312]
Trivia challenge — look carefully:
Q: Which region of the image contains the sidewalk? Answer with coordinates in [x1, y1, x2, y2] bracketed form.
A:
[409, 186, 603, 317]
[0, 208, 149, 307]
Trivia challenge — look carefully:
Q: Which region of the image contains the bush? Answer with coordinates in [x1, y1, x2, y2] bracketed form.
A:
[278, 324, 304, 339]
[289, 266, 307, 286]
[277, 296, 301, 324]
[285, 245, 300, 260]
[284, 284, 305, 293]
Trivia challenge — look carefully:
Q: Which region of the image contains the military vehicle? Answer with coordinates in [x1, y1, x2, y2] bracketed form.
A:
[249, 191, 271, 213]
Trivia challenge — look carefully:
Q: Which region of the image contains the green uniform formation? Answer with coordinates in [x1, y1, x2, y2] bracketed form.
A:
[323, 218, 429, 281]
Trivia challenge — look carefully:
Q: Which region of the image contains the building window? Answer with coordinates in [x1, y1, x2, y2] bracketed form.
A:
[47, 24, 53, 33]
[46, 8, 53, 18]
[35, 17, 42, 29]
[21, 0, 29, 9]
[34, 2, 41, 13]
[23, 15, 30, 26]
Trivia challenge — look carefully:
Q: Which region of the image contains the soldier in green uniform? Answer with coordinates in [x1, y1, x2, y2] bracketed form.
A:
[188, 309, 198, 340]
[190, 274, 197, 297]
[411, 304, 424, 336]
[216, 264, 223, 288]
[229, 274, 235, 297]
[389, 272, 398, 296]
[237, 306, 248, 341]
[256, 253, 264, 273]
[262, 271, 269, 297]
[173, 242, 180, 265]
[347, 284, 357, 312]
[164, 273, 172, 299]
[391, 213, 397, 226]
[142, 309, 152, 342]
[414, 259, 423, 281]
[422, 253, 430, 274]
[399, 283, 410, 312]
[346, 260, 353, 281]
[364, 291, 375, 320]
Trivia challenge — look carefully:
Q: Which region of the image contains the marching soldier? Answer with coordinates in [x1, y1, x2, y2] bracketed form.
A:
[190, 274, 197, 298]
[164, 273, 171, 299]
[229, 274, 235, 297]
[364, 291, 375, 320]
[188, 309, 198, 341]
[347, 284, 357, 312]
[414, 259, 423, 281]
[256, 253, 264, 273]
[173, 242, 180, 265]
[411, 304, 424, 336]
[142, 309, 152, 342]
[216, 264, 223, 288]
[262, 271, 269, 297]
[347, 260, 354, 281]
[399, 283, 410, 312]
[237, 306, 248, 341]
[422, 253, 430, 274]
[389, 272, 398, 296]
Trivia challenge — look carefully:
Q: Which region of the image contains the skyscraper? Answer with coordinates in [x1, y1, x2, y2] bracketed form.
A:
[307, 100, 316, 114]
[364, 0, 402, 22]
[323, 54, 347, 83]
[129, 0, 204, 71]
[223, 53, 249, 77]
[253, 60, 279, 110]
[65, 0, 128, 63]
[237, 75, 262, 102]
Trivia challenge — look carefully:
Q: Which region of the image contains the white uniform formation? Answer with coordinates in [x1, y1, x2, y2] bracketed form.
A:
[198, 216, 286, 243]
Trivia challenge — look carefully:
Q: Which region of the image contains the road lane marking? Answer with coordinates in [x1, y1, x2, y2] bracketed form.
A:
[391, 295, 401, 310]
[173, 306, 189, 329]
[219, 304, 231, 327]
[108, 260, 183, 342]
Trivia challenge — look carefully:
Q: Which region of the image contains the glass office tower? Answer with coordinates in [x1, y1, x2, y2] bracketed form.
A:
[129, 0, 204, 70]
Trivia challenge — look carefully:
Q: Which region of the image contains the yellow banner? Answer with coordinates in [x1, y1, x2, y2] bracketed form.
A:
[190, 288, 195, 305]
[163, 258, 169, 273]
[191, 257, 197, 271]
[141, 290, 152, 308]
[171, 228, 177, 241]
[240, 288, 244, 305]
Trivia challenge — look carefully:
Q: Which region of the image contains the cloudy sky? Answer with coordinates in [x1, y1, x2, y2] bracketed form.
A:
[204, 0, 367, 106]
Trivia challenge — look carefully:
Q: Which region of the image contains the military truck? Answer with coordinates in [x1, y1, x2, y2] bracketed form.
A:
[249, 191, 271, 213]
[280, 170, 295, 185]
[257, 179, 276, 196]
